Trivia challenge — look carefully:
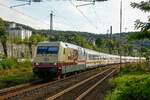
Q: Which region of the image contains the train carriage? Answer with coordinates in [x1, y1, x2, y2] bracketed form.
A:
[33, 41, 146, 79]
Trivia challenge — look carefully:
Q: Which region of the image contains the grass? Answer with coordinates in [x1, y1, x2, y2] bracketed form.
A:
[105, 62, 150, 100]
[0, 58, 36, 89]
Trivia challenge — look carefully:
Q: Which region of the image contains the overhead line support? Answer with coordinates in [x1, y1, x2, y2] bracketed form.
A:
[49, 11, 54, 40]
[76, 0, 95, 7]
[119, 0, 122, 68]
[10, 0, 31, 8]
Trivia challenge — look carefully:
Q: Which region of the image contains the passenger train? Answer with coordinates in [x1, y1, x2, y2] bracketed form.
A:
[33, 41, 146, 79]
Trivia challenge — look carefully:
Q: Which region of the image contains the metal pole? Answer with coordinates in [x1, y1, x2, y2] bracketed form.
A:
[120, 0, 122, 67]
[107, 29, 109, 38]
[110, 26, 112, 39]
[109, 26, 112, 54]
[50, 11, 53, 33]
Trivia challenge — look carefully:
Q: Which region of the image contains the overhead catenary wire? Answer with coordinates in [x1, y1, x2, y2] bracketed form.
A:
[69, 1, 99, 33]
[92, 5, 102, 33]
[10, 0, 31, 8]
[2, 1, 78, 31]
[0, 3, 49, 29]
[1, 1, 99, 33]
[43, 1, 78, 31]
[54, 15, 78, 30]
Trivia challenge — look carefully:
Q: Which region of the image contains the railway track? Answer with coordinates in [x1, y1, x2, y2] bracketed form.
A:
[0, 66, 118, 100]
[0, 79, 43, 96]
[47, 67, 117, 100]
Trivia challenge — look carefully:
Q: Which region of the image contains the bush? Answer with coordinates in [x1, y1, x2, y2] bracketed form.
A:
[105, 63, 150, 100]
[0, 58, 17, 69]
[0, 58, 32, 70]
[106, 74, 150, 100]
[0, 72, 34, 89]
[119, 63, 148, 75]
[0, 63, 3, 70]
[0, 58, 34, 89]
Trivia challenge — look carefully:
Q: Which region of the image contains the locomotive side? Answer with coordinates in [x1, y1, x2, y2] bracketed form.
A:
[33, 41, 146, 79]
[33, 41, 86, 79]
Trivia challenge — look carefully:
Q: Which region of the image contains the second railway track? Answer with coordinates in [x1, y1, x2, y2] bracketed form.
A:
[0, 65, 118, 100]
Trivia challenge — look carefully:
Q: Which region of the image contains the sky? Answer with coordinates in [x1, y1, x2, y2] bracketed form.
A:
[0, 0, 149, 34]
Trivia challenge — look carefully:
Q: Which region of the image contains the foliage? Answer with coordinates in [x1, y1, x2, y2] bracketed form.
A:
[119, 63, 148, 75]
[129, 1, 150, 52]
[29, 34, 48, 45]
[128, 31, 150, 40]
[0, 72, 34, 89]
[127, 31, 150, 57]
[130, 1, 150, 39]
[105, 63, 150, 100]
[0, 58, 32, 70]
[0, 58, 17, 69]
[95, 38, 103, 47]
[23, 34, 48, 57]
[131, 1, 150, 12]
[0, 18, 7, 39]
[7, 33, 48, 45]
[106, 74, 150, 100]
[0, 18, 8, 57]
[50, 32, 94, 50]
[8, 36, 23, 44]
[0, 58, 35, 89]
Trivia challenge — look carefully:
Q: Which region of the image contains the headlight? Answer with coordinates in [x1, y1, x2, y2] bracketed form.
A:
[54, 63, 57, 65]
[35, 62, 39, 65]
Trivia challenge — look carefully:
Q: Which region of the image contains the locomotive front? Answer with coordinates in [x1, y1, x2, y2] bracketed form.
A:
[33, 41, 62, 79]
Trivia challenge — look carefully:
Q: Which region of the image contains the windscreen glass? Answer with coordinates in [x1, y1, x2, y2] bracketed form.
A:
[37, 46, 59, 54]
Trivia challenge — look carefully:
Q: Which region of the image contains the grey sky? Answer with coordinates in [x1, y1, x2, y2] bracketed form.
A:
[0, 0, 148, 34]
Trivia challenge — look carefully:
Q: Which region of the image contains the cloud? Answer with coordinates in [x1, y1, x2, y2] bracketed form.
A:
[0, 0, 75, 31]
[0, 0, 149, 33]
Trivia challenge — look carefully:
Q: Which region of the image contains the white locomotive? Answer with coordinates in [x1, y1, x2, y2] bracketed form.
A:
[33, 41, 146, 79]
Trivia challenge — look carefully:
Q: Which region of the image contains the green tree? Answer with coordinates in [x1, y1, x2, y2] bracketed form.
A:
[0, 18, 8, 57]
[95, 38, 103, 48]
[29, 34, 48, 45]
[128, 31, 150, 40]
[131, 1, 150, 39]
[28, 34, 48, 57]
[113, 40, 120, 55]
[127, 1, 150, 58]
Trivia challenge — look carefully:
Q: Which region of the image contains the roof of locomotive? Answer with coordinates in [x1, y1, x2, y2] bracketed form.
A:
[37, 41, 60, 46]
[37, 41, 82, 50]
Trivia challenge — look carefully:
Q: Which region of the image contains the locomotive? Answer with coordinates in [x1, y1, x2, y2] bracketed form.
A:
[33, 41, 145, 79]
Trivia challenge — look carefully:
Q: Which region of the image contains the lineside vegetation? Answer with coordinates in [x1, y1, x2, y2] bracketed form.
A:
[105, 62, 150, 100]
[0, 58, 35, 89]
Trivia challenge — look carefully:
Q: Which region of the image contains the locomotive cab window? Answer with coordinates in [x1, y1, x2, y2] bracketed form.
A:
[37, 46, 59, 54]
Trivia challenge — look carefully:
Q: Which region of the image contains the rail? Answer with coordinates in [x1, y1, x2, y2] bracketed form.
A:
[47, 67, 117, 100]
